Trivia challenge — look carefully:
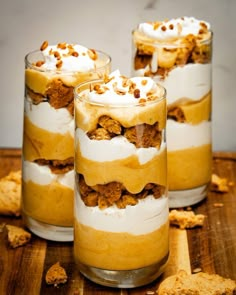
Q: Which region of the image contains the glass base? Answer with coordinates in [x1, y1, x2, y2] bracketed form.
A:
[76, 253, 169, 288]
[23, 214, 73, 242]
[168, 184, 208, 208]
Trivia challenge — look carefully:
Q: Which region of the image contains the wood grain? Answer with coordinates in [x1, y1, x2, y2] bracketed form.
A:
[0, 149, 235, 295]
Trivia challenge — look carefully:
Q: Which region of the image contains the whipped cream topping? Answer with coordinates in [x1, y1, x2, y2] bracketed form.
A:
[75, 191, 169, 235]
[35, 41, 97, 71]
[25, 96, 74, 136]
[138, 16, 210, 41]
[23, 160, 74, 189]
[82, 70, 165, 105]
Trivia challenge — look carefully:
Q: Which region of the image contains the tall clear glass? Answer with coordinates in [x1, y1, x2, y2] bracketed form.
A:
[132, 21, 213, 208]
[74, 77, 169, 288]
[22, 47, 111, 241]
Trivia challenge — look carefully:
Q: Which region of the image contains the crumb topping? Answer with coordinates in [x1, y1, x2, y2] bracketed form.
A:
[85, 71, 164, 106]
[138, 16, 211, 41]
[33, 41, 97, 71]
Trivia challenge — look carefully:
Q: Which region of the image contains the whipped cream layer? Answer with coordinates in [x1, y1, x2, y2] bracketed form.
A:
[85, 70, 165, 106]
[38, 42, 96, 72]
[134, 63, 211, 105]
[76, 128, 166, 165]
[161, 64, 211, 104]
[138, 16, 210, 41]
[75, 191, 169, 235]
[25, 97, 74, 136]
[167, 120, 211, 151]
[23, 160, 74, 189]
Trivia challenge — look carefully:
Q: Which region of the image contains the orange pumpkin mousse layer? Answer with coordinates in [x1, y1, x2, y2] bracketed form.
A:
[168, 144, 212, 191]
[74, 218, 169, 270]
[74, 71, 169, 272]
[22, 180, 73, 226]
[132, 17, 212, 206]
[22, 41, 111, 229]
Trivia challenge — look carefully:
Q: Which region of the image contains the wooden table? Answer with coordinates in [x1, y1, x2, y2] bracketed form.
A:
[0, 149, 235, 295]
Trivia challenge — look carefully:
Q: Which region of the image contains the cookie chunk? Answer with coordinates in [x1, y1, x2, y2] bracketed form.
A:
[167, 106, 185, 122]
[0, 170, 21, 216]
[169, 210, 205, 229]
[98, 115, 122, 135]
[157, 270, 236, 295]
[124, 122, 162, 148]
[78, 174, 165, 209]
[87, 115, 162, 149]
[45, 262, 68, 286]
[6, 225, 31, 248]
[211, 174, 229, 193]
[34, 157, 74, 174]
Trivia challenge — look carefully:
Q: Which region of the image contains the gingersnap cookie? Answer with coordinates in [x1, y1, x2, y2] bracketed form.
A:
[157, 269, 236, 295]
[0, 170, 21, 216]
[211, 173, 229, 193]
[169, 209, 205, 229]
[45, 262, 68, 286]
[6, 224, 31, 248]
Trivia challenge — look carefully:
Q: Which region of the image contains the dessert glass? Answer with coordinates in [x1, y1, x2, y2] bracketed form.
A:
[132, 17, 213, 208]
[22, 42, 111, 241]
[74, 71, 169, 288]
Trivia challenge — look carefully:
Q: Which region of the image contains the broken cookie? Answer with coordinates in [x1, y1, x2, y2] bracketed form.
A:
[157, 269, 236, 295]
[45, 262, 68, 286]
[211, 173, 229, 193]
[6, 224, 31, 248]
[169, 209, 205, 229]
[0, 170, 21, 216]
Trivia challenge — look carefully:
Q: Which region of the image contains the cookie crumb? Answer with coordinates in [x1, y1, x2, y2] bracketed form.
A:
[211, 174, 229, 193]
[192, 267, 202, 273]
[213, 203, 224, 207]
[6, 224, 31, 248]
[45, 262, 68, 286]
[169, 209, 205, 229]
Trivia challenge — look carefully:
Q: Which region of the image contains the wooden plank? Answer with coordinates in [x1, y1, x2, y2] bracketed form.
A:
[0, 148, 21, 178]
[0, 217, 47, 295]
[163, 227, 191, 278]
[188, 153, 236, 279]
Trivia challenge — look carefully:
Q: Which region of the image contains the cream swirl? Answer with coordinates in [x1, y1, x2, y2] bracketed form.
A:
[37, 41, 96, 71]
[138, 16, 210, 41]
[85, 70, 165, 105]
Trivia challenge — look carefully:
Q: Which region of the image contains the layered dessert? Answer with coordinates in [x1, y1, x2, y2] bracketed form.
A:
[22, 41, 110, 240]
[132, 17, 212, 207]
[74, 70, 169, 286]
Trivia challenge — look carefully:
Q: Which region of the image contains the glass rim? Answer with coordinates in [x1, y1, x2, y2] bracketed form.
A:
[74, 78, 166, 108]
[132, 29, 213, 48]
[25, 49, 111, 74]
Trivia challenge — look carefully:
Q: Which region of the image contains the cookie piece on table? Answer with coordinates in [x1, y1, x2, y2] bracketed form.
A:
[0, 170, 21, 216]
[169, 209, 205, 229]
[6, 224, 31, 248]
[157, 269, 236, 295]
[45, 262, 68, 286]
[211, 173, 229, 193]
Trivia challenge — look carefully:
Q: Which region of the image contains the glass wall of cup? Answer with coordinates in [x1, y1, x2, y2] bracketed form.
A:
[22, 42, 111, 241]
[74, 73, 169, 288]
